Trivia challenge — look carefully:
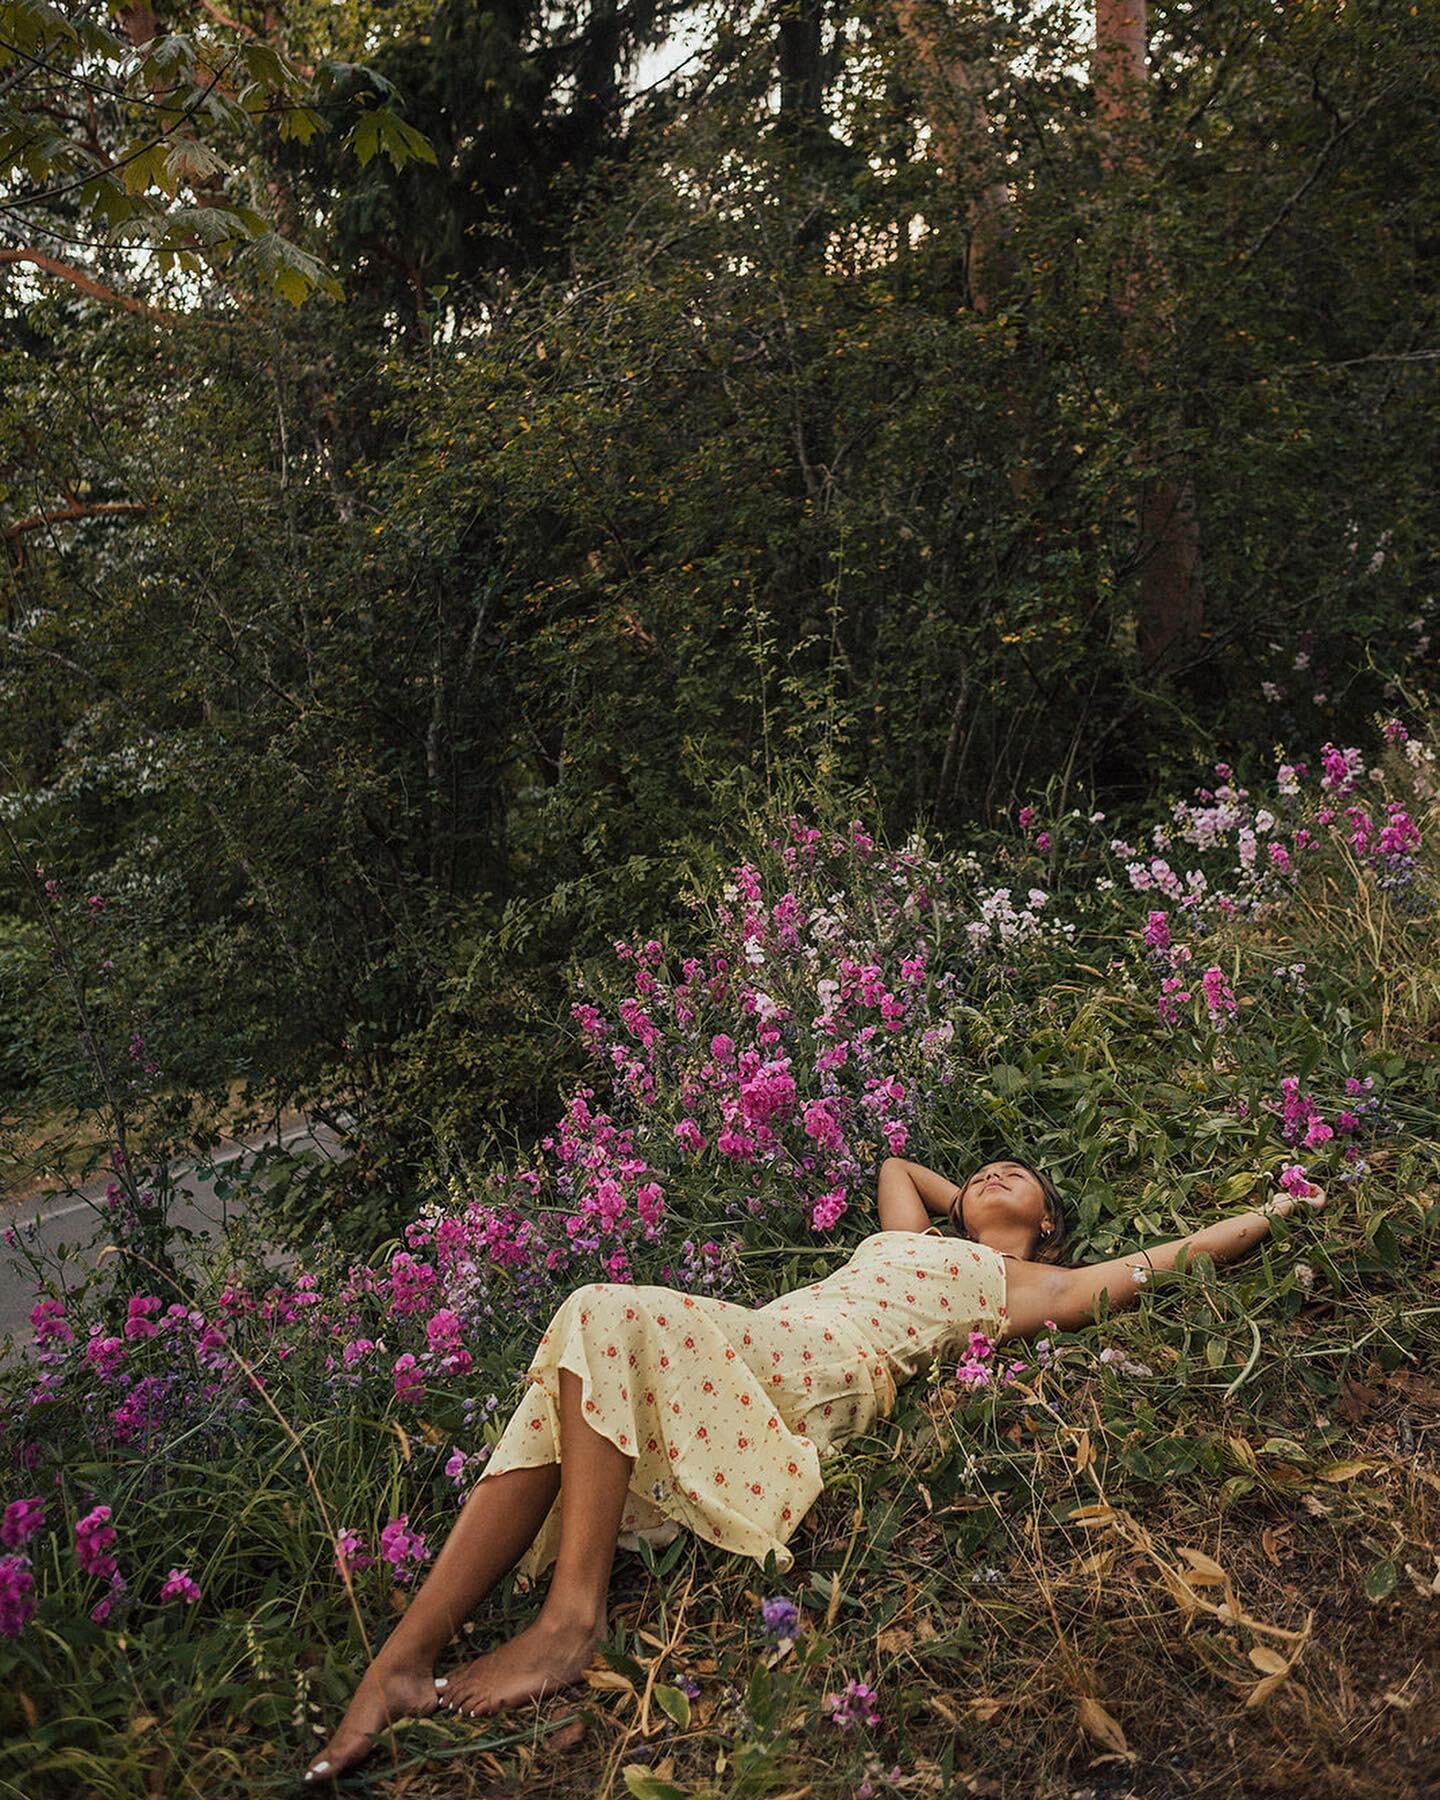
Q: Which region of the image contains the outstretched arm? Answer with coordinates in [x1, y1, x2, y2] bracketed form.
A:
[1013, 1184, 1328, 1337]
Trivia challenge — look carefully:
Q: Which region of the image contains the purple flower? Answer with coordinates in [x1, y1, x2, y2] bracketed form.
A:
[761, 1595, 800, 1640]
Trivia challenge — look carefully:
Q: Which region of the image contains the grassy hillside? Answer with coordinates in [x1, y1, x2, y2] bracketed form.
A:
[1, 712, 1437, 1797]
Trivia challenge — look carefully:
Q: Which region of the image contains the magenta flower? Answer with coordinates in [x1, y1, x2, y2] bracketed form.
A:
[123, 1296, 162, 1340]
[0, 1556, 37, 1639]
[83, 1333, 128, 1380]
[1157, 975, 1191, 1027]
[425, 1308, 463, 1356]
[379, 1514, 430, 1584]
[391, 1353, 426, 1402]
[90, 1573, 125, 1625]
[30, 1298, 74, 1346]
[809, 1188, 848, 1232]
[157, 1568, 202, 1606]
[74, 1505, 118, 1581]
[1199, 966, 1238, 1028]
[0, 1498, 44, 1551]
[822, 1678, 882, 1732]
[334, 1528, 374, 1580]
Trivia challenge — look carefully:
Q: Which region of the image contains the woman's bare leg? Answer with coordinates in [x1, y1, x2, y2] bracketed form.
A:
[304, 1459, 562, 1781]
[437, 1366, 636, 1718]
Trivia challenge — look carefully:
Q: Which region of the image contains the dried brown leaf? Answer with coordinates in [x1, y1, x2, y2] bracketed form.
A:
[1077, 1695, 1129, 1755]
[1335, 1378, 1385, 1422]
[1315, 1459, 1372, 1482]
[1244, 1670, 1289, 1709]
[1177, 1547, 1229, 1585]
[584, 1668, 637, 1693]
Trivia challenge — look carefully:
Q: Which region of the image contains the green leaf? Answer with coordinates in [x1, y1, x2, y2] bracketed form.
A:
[598, 1643, 647, 1685]
[1364, 1558, 1397, 1601]
[1217, 1170, 1259, 1205]
[652, 1682, 691, 1728]
[621, 1768, 690, 1800]
[350, 109, 382, 168]
[280, 106, 327, 146]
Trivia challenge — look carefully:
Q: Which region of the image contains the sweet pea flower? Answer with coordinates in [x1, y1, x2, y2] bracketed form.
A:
[823, 1679, 883, 1732]
[0, 1556, 37, 1639]
[762, 1595, 800, 1640]
[379, 1514, 430, 1584]
[158, 1568, 202, 1606]
[0, 1498, 44, 1551]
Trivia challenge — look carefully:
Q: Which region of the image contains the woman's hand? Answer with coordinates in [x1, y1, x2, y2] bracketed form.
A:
[1262, 1181, 1328, 1220]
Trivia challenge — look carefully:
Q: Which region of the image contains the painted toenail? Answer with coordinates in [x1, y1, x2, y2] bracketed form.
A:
[435, 1676, 448, 1688]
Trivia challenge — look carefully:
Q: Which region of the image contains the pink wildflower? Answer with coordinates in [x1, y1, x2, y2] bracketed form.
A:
[391, 1353, 426, 1402]
[158, 1568, 202, 1606]
[0, 1498, 44, 1551]
[74, 1505, 118, 1581]
[334, 1528, 374, 1580]
[822, 1678, 882, 1732]
[0, 1556, 37, 1639]
[379, 1514, 430, 1584]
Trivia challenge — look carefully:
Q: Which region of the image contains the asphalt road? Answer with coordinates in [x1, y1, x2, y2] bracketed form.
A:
[0, 1113, 353, 1369]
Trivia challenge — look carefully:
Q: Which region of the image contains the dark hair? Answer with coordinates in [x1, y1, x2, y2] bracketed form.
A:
[945, 1153, 1072, 1266]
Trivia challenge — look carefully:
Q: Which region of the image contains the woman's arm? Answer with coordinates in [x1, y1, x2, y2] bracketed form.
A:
[876, 1158, 960, 1233]
[1010, 1185, 1328, 1337]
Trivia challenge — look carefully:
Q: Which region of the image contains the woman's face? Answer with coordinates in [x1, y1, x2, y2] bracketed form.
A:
[960, 1160, 1049, 1245]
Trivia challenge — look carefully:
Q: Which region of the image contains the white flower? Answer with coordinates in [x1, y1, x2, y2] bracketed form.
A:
[1027, 888, 1048, 909]
[1130, 1266, 1149, 1284]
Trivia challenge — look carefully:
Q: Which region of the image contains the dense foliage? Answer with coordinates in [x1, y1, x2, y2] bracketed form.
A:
[3, 1, 1438, 1205]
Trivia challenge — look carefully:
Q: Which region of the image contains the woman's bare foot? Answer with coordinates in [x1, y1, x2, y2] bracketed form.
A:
[438, 1606, 604, 1718]
[303, 1661, 446, 1784]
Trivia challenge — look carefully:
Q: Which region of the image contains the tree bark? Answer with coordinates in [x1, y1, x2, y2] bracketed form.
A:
[1093, 0, 1205, 675]
[889, 0, 1016, 315]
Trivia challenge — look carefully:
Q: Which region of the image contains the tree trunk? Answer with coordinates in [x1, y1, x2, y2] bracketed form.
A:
[1093, 0, 1205, 675]
[889, 0, 1015, 315]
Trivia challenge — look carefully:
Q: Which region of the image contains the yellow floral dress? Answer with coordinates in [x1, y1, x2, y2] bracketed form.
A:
[475, 1226, 1008, 1586]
